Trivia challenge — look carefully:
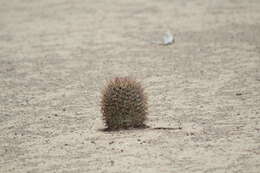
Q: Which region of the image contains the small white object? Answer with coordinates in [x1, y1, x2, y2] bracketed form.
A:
[163, 31, 174, 45]
[144, 31, 174, 45]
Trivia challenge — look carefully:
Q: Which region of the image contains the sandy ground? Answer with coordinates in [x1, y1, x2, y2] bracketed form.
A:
[0, 0, 260, 172]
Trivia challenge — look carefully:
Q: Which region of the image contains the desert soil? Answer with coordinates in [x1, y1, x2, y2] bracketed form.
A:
[0, 0, 260, 172]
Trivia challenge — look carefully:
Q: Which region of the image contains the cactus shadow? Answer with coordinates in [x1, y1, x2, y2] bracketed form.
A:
[98, 124, 150, 132]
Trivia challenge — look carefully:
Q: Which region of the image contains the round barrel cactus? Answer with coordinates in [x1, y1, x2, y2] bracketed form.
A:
[101, 77, 148, 130]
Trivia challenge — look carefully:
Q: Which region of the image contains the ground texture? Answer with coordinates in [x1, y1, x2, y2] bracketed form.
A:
[0, 0, 260, 172]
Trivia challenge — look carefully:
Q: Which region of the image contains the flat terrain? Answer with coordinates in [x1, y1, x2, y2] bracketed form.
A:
[0, 0, 260, 172]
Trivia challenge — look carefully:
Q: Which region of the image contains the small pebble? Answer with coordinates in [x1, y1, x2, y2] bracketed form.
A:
[110, 160, 114, 166]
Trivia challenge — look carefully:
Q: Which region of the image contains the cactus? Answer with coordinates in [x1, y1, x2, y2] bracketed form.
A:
[101, 77, 148, 130]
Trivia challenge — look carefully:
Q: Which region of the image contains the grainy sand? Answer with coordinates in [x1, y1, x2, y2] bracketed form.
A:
[0, 0, 260, 172]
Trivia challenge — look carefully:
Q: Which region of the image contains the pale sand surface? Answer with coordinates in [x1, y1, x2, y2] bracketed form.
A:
[0, 0, 260, 172]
